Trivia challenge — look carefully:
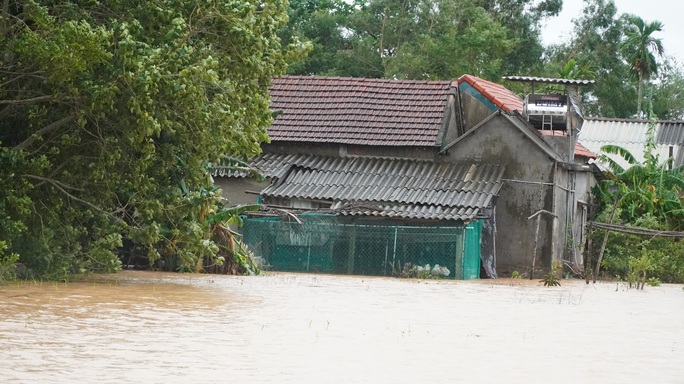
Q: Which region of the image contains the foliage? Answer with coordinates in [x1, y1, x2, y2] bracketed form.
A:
[0, 1, 301, 279]
[620, 14, 664, 116]
[543, 0, 636, 118]
[540, 259, 561, 286]
[540, 273, 560, 287]
[650, 58, 684, 120]
[592, 108, 684, 283]
[278, 0, 348, 76]
[279, 0, 560, 80]
[0, 241, 20, 284]
[627, 251, 653, 290]
[595, 111, 684, 229]
[590, 212, 684, 284]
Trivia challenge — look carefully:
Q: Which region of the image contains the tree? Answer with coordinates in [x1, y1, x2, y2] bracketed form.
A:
[481, 0, 562, 76]
[543, 0, 636, 118]
[278, 0, 561, 81]
[620, 15, 664, 117]
[0, 1, 302, 279]
[278, 0, 348, 75]
[341, 0, 518, 80]
[650, 57, 684, 120]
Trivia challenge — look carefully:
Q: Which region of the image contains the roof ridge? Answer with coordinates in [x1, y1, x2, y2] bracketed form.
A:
[586, 116, 684, 124]
[276, 75, 451, 86]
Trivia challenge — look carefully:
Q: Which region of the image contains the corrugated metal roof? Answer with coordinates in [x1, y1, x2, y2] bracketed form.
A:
[457, 74, 524, 112]
[330, 202, 481, 222]
[260, 154, 504, 221]
[502, 76, 595, 85]
[578, 117, 684, 168]
[268, 76, 451, 147]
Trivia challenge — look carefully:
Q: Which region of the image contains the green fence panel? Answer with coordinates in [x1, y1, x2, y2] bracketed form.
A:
[240, 215, 481, 280]
[463, 221, 482, 280]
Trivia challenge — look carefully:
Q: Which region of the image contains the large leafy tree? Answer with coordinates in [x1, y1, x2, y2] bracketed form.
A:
[278, 0, 348, 75]
[0, 0, 302, 279]
[481, 0, 562, 76]
[343, 0, 517, 80]
[279, 0, 560, 81]
[543, 0, 636, 118]
[650, 58, 684, 120]
[620, 15, 664, 117]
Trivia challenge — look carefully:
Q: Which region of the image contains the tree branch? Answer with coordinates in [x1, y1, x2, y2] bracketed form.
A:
[22, 174, 85, 192]
[22, 174, 123, 223]
[14, 114, 76, 150]
[0, 95, 53, 104]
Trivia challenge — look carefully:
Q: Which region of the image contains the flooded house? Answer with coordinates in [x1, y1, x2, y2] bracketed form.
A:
[214, 75, 598, 278]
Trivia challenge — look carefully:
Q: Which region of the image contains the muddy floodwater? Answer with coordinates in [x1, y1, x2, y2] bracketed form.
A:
[1, 271, 683, 383]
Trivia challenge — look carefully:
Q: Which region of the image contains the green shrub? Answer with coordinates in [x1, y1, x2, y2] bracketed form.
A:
[590, 213, 684, 283]
[0, 241, 19, 284]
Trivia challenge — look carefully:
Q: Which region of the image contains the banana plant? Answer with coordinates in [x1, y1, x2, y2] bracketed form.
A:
[597, 112, 684, 229]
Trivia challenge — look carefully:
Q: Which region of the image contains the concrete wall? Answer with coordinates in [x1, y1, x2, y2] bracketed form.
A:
[542, 135, 575, 162]
[459, 87, 498, 132]
[215, 177, 269, 205]
[444, 114, 557, 275]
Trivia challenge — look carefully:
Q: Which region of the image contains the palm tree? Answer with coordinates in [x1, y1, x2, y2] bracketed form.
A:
[620, 15, 664, 117]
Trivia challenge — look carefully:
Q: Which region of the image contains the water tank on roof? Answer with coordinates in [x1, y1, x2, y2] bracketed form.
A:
[524, 93, 568, 130]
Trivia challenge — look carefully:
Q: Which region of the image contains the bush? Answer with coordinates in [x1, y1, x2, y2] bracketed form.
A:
[0, 241, 19, 284]
[590, 213, 684, 283]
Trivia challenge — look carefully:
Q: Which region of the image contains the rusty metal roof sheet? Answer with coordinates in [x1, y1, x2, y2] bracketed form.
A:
[578, 117, 684, 168]
[260, 154, 504, 221]
[268, 76, 451, 147]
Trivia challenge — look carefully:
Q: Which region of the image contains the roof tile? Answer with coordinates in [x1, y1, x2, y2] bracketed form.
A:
[457, 74, 524, 112]
[269, 76, 451, 147]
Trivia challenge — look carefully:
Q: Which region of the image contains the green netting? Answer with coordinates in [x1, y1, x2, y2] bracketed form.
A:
[241, 214, 482, 279]
[464, 221, 482, 279]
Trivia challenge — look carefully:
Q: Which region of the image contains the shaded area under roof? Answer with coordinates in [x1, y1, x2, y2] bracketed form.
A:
[259, 153, 504, 221]
[268, 76, 451, 147]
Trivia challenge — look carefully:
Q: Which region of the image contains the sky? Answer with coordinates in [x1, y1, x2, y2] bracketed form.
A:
[540, 0, 684, 63]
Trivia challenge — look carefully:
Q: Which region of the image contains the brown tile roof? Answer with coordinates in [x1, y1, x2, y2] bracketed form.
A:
[269, 76, 451, 147]
[457, 74, 524, 112]
[574, 141, 597, 159]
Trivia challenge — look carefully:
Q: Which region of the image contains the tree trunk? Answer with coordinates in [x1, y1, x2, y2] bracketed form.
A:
[637, 71, 643, 117]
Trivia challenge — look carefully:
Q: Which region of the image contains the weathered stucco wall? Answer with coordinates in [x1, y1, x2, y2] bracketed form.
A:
[215, 177, 269, 205]
[444, 115, 557, 275]
[459, 89, 497, 132]
[541, 135, 575, 162]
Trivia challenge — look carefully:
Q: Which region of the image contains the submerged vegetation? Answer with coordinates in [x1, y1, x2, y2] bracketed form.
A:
[591, 110, 684, 284]
[0, 1, 304, 280]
